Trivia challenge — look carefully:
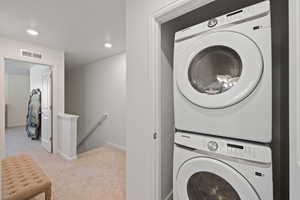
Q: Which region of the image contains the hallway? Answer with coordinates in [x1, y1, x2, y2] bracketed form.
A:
[4, 127, 126, 200]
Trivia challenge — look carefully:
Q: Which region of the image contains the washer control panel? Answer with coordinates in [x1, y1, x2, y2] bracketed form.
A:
[175, 132, 271, 164]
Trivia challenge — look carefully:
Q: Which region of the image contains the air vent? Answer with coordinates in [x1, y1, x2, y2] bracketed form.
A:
[20, 49, 42, 59]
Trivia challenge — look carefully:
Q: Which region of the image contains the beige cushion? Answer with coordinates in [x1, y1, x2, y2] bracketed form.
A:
[2, 154, 51, 200]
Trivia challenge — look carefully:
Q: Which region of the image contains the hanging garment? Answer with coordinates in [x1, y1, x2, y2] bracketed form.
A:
[26, 89, 41, 139]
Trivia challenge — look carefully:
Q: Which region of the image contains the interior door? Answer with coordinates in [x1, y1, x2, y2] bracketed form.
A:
[41, 69, 52, 153]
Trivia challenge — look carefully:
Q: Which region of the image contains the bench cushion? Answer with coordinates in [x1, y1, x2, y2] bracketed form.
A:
[2, 154, 51, 200]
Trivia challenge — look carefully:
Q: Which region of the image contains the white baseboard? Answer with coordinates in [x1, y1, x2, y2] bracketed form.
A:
[58, 151, 77, 160]
[6, 124, 26, 128]
[105, 142, 126, 152]
[164, 190, 173, 200]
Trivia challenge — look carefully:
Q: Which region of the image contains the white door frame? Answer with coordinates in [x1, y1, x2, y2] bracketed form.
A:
[289, 0, 300, 199]
[148, 0, 215, 199]
[1, 57, 55, 156]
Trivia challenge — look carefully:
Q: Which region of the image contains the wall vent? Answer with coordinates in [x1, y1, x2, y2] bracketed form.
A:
[20, 49, 42, 59]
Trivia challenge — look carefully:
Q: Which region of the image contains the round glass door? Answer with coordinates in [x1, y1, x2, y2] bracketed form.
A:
[176, 157, 259, 200]
[187, 172, 240, 200]
[188, 46, 242, 95]
[176, 31, 263, 108]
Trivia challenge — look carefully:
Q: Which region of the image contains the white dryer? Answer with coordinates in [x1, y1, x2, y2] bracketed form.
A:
[173, 1, 272, 143]
[173, 132, 273, 200]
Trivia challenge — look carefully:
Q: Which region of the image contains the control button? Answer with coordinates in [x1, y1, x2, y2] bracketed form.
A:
[228, 147, 232, 153]
[208, 18, 218, 27]
[253, 150, 256, 159]
[208, 141, 219, 152]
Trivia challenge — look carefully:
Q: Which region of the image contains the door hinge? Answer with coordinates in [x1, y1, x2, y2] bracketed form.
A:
[50, 137, 52, 142]
[153, 132, 158, 140]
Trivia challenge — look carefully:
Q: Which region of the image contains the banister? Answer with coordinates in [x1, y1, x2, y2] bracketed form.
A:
[77, 113, 108, 148]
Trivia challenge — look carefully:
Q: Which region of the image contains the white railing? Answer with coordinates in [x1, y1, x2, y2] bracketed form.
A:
[57, 113, 79, 160]
[77, 113, 108, 148]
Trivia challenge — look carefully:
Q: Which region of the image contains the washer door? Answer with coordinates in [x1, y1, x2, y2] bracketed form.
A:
[176, 157, 260, 200]
[176, 31, 263, 108]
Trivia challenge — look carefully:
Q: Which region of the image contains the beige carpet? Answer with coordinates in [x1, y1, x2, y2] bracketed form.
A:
[4, 127, 126, 200]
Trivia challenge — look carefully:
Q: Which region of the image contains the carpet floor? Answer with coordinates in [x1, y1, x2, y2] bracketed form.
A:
[4, 127, 126, 200]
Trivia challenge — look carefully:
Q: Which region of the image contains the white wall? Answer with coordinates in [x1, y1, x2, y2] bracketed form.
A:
[127, 1, 178, 199]
[5, 73, 30, 127]
[66, 53, 126, 152]
[0, 37, 65, 158]
[126, 0, 214, 199]
[30, 65, 50, 91]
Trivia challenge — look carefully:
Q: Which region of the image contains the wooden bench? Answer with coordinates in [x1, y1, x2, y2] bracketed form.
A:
[2, 154, 52, 200]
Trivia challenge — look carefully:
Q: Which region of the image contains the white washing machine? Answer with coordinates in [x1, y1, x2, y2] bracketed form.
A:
[173, 1, 272, 143]
[173, 132, 273, 200]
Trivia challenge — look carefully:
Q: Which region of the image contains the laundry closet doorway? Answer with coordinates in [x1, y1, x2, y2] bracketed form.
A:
[147, 0, 271, 199]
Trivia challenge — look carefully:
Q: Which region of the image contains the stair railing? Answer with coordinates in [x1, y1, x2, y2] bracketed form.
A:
[77, 113, 108, 148]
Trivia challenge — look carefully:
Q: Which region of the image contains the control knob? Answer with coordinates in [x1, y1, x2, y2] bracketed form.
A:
[208, 18, 218, 27]
[208, 141, 219, 152]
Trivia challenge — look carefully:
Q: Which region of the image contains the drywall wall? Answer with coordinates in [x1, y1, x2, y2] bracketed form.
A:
[30, 65, 51, 91]
[5, 73, 30, 127]
[66, 53, 126, 152]
[0, 37, 65, 157]
[127, 1, 180, 199]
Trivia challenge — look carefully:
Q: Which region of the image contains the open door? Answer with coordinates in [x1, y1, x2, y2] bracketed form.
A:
[41, 69, 52, 152]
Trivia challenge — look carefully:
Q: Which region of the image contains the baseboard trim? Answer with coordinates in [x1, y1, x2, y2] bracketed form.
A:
[6, 124, 26, 128]
[164, 190, 173, 200]
[58, 151, 77, 160]
[105, 142, 126, 152]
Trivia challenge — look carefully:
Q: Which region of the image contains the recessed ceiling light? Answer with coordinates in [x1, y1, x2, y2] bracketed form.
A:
[26, 29, 39, 36]
[104, 43, 112, 48]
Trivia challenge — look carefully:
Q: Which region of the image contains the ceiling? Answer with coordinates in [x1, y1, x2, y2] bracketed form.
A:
[0, 0, 126, 68]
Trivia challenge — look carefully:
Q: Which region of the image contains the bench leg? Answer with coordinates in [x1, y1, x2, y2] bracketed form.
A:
[45, 187, 52, 200]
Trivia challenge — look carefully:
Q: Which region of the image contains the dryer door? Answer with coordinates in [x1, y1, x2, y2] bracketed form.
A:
[176, 157, 260, 200]
[176, 31, 263, 109]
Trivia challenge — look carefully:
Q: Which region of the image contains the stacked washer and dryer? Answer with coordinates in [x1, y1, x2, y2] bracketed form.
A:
[173, 1, 273, 200]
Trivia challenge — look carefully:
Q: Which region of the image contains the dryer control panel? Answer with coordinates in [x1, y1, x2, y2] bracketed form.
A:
[175, 132, 272, 164]
[175, 0, 271, 42]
